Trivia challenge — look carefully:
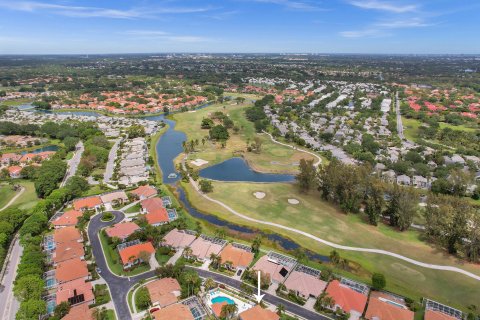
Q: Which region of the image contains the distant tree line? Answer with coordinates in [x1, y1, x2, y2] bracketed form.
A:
[296, 158, 480, 262]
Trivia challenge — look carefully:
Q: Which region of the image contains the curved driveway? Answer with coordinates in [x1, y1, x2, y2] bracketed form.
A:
[88, 211, 329, 320]
[188, 178, 480, 282]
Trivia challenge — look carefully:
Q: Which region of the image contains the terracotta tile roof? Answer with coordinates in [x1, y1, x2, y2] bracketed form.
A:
[283, 270, 327, 298]
[145, 278, 181, 308]
[62, 303, 94, 320]
[73, 196, 102, 211]
[141, 197, 165, 213]
[190, 237, 224, 260]
[325, 280, 368, 315]
[8, 166, 22, 174]
[145, 208, 169, 225]
[106, 222, 140, 240]
[151, 303, 194, 320]
[212, 301, 228, 317]
[100, 191, 128, 204]
[54, 226, 82, 244]
[239, 305, 280, 320]
[162, 228, 196, 248]
[219, 244, 254, 269]
[56, 278, 94, 305]
[53, 241, 85, 264]
[119, 242, 155, 265]
[131, 185, 157, 198]
[365, 296, 414, 320]
[55, 258, 89, 283]
[52, 210, 82, 227]
[252, 255, 291, 283]
[424, 310, 458, 320]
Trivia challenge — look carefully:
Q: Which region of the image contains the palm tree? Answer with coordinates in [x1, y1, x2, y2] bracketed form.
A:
[220, 303, 238, 319]
[204, 277, 216, 292]
[184, 246, 193, 259]
[209, 253, 220, 269]
[276, 304, 285, 316]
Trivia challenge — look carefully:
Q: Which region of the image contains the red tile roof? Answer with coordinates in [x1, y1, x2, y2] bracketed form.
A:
[239, 305, 280, 320]
[424, 310, 458, 320]
[145, 207, 169, 225]
[106, 222, 140, 240]
[119, 242, 155, 265]
[365, 296, 414, 320]
[73, 196, 102, 211]
[56, 278, 94, 305]
[146, 278, 181, 308]
[131, 185, 157, 198]
[62, 303, 94, 320]
[141, 197, 165, 213]
[325, 280, 368, 315]
[54, 226, 82, 244]
[55, 258, 89, 283]
[152, 303, 194, 320]
[52, 210, 82, 227]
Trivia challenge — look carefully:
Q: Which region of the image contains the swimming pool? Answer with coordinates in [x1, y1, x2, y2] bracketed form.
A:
[46, 300, 56, 314]
[211, 296, 235, 305]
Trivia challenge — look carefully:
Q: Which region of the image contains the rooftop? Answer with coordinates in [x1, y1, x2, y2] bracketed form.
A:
[118, 242, 155, 265]
[238, 305, 280, 320]
[146, 278, 181, 308]
[105, 222, 140, 240]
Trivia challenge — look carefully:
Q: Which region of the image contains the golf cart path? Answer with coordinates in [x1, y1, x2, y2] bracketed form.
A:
[263, 131, 322, 166]
[189, 178, 480, 282]
[0, 187, 25, 211]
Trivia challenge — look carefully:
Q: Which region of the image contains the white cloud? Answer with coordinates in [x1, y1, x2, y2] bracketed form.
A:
[349, 0, 417, 13]
[249, 0, 325, 11]
[0, 1, 211, 19]
[340, 29, 387, 38]
[376, 18, 431, 28]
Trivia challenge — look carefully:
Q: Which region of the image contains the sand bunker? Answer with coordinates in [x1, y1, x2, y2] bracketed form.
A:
[288, 198, 300, 205]
[253, 192, 266, 199]
[191, 159, 209, 167]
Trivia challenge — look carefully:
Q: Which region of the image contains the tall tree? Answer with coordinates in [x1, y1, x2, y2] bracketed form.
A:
[296, 158, 316, 193]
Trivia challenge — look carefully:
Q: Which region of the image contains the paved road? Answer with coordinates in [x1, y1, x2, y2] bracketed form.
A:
[0, 186, 25, 211]
[61, 141, 84, 187]
[187, 177, 480, 281]
[395, 91, 406, 140]
[88, 211, 328, 320]
[104, 138, 121, 183]
[0, 235, 23, 320]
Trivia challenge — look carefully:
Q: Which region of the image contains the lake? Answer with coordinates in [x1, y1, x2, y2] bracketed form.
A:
[199, 157, 295, 183]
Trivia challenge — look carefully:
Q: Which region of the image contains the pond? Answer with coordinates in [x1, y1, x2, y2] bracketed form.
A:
[199, 157, 294, 183]
[18, 104, 102, 117]
[20, 145, 59, 154]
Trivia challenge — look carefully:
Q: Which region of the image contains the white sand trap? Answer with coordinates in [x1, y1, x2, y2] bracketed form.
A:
[191, 159, 209, 167]
[253, 192, 266, 199]
[188, 110, 197, 113]
[288, 198, 300, 205]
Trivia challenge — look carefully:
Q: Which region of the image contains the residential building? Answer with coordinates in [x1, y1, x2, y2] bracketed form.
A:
[151, 303, 194, 320]
[162, 228, 196, 249]
[105, 222, 140, 240]
[52, 210, 82, 228]
[283, 265, 327, 299]
[73, 196, 102, 212]
[145, 207, 170, 226]
[325, 279, 368, 320]
[56, 278, 95, 307]
[238, 305, 280, 320]
[62, 303, 94, 320]
[118, 242, 155, 269]
[146, 278, 181, 308]
[396, 175, 411, 186]
[52, 241, 85, 265]
[130, 185, 157, 200]
[8, 166, 22, 178]
[55, 258, 89, 284]
[54, 226, 83, 245]
[188, 236, 226, 262]
[100, 190, 128, 207]
[219, 243, 254, 271]
[365, 291, 414, 320]
[251, 253, 296, 285]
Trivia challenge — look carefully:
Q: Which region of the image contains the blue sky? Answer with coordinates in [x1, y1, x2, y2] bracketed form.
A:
[0, 0, 478, 54]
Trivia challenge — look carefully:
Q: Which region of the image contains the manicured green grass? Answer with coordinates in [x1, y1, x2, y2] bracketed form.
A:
[181, 180, 480, 310]
[155, 251, 171, 265]
[125, 203, 142, 213]
[13, 180, 39, 211]
[0, 184, 16, 209]
[98, 230, 150, 276]
[1, 99, 32, 106]
[83, 184, 110, 197]
[438, 122, 477, 132]
[402, 117, 422, 141]
[105, 310, 116, 320]
[172, 100, 315, 174]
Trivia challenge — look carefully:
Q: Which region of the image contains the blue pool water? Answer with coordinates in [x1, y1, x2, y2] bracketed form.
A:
[46, 300, 56, 314]
[211, 296, 235, 305]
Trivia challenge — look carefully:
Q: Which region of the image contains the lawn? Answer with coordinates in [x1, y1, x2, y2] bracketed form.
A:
[98, 230, 150, 276]
[105, 310, 116, 320]
[1, 98, 32, 106]
[438, 122, 477, 132]
[402, 117, 422, 141]
[0, 184, 16, 209]
[125, 203, 142, 214]
[10, 180, 39, 211]
[181, 180, 480, 310]
[172, 100, 316, 174]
